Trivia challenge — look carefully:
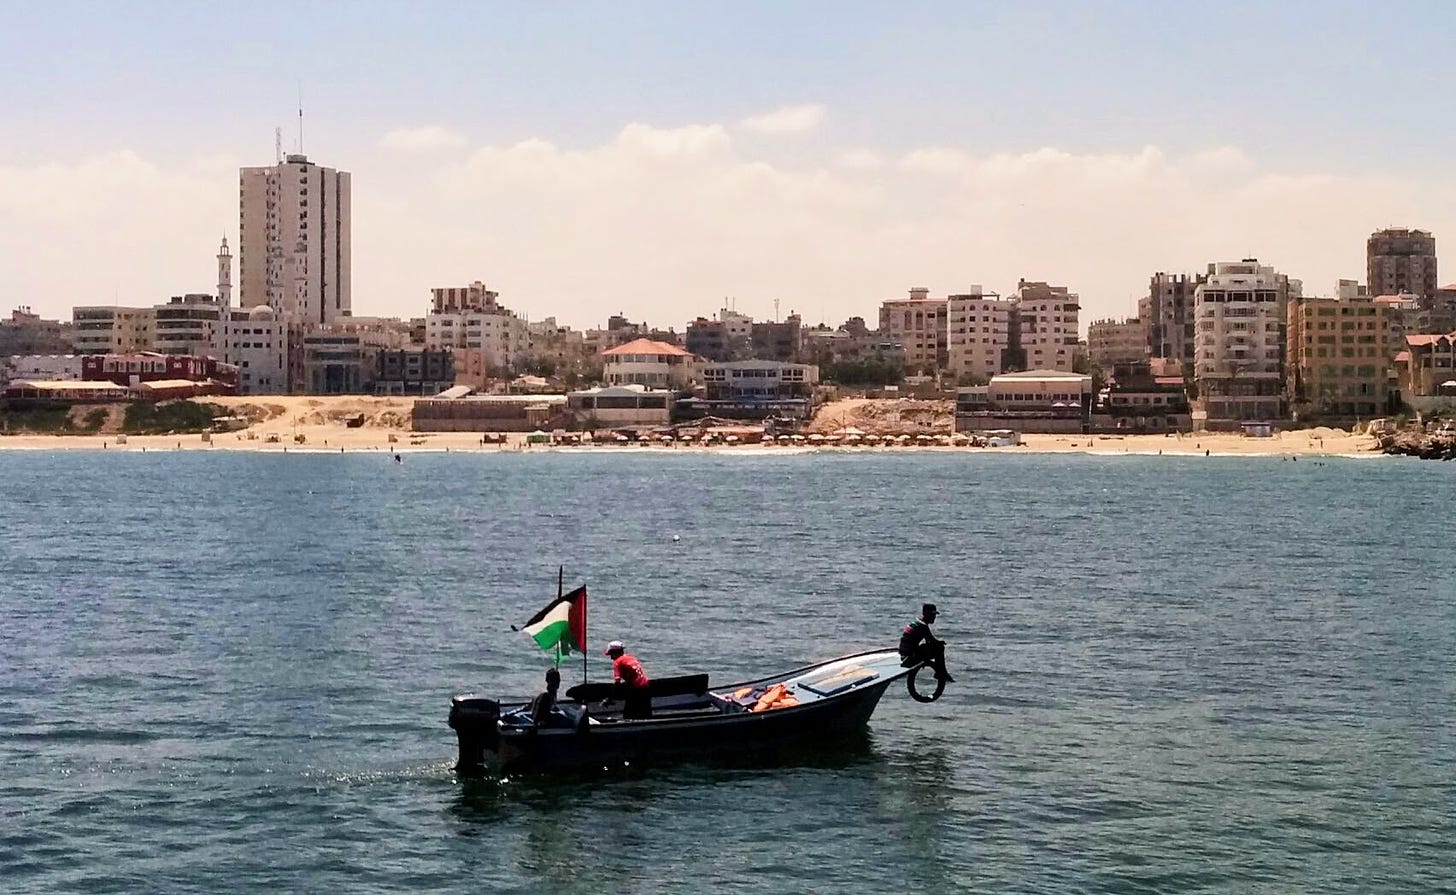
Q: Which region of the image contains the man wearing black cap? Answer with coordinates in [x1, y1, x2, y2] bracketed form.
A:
[899, 603, 954, 683]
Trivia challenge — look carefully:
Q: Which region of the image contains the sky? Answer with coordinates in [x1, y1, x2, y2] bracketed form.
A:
[3, 1, 1456, 331]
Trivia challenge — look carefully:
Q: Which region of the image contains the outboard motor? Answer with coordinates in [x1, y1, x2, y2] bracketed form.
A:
[449, 695, 500, 777]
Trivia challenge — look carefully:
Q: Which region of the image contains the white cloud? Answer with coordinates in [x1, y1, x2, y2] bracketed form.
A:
[378, 125, 468, 151]
[739, 104, 826, 135]
[3, 120, 1450, 331]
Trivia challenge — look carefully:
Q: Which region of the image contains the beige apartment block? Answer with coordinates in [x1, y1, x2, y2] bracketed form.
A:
[878, 287, 946, 373]
[1287, 296, 1389, 418]
[239, 154, 351, 326]
[1014, 280, 1080, 372]
[71, 306, 155, 355]
[1087, 317, 1146, 370]
[946, 287, 1011, 383]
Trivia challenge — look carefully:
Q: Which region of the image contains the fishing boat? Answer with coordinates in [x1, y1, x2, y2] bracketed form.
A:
[449, 647, 944, 777]
[449, 575, 947, 776]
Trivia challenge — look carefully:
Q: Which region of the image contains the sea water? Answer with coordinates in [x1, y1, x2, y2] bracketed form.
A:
[1, 451, 1452, 893]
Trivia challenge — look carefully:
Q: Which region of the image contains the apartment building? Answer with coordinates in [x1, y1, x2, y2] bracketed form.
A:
[946, 287, 1011, 383]
[71, 306, 155, 355]
[424, 282, 529, 383]
[1192, 259, 1300, 425]
[1087, 317, 1146, 370]
[1013, 280, 1080, 372]
[1140, 272, 1204, 370]
[1287, 296, 1390, 419]
[878, 287, 946, 373]
[239, 154, 351, 325]
[1367, 228, 1436, 300]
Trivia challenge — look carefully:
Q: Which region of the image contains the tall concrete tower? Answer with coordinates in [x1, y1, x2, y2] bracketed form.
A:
[238, 154, 352, 326]
[217, 236, 233, 308]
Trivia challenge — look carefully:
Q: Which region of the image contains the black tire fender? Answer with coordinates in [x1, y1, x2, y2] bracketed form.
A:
[906, 664, 945, 703]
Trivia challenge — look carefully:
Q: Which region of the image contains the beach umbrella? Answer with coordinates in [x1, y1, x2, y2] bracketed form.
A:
[845, 434, 861, 443]
[864, 434, 881, 443]
[777, 434, 791, 442]
[808, 433, 825, 442]
[791, 434, 806, 442]
[897, 434, 912, 444]
[725, 435, 739, 443]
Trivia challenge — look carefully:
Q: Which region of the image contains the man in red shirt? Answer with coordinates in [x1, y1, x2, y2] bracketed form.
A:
[604, 640, 652, 719]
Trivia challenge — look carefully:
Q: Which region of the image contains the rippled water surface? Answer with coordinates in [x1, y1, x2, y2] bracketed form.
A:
[2, 450, 1453, 893]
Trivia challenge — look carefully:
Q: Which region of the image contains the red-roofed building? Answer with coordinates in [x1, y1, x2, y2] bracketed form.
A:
[601, 338, 698, 389]
[1395, 332, 1456, 399]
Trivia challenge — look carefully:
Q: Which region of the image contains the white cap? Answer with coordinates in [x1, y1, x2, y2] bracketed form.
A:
[603, 640, 625, 655]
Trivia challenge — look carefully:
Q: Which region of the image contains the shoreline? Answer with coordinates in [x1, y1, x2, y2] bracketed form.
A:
[0, 430, 1385, 458]
[0, 395, 1386, 457]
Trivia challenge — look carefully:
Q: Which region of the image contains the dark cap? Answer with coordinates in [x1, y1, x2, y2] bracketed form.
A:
[545, 667, 561, 684]
[922, 603, 938, 618]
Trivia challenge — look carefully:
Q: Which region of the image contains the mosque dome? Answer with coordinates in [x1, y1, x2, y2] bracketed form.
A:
[248, 304, 276, 320]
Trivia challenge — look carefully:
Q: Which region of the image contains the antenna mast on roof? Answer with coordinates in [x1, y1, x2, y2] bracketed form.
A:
[275, 127, 282, 164]
[297, 84, 304, 156]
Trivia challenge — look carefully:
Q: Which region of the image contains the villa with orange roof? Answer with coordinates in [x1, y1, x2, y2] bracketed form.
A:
[600, 338, 698, 389]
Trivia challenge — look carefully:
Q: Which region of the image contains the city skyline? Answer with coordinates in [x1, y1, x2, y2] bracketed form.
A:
[4, 2, 1456, 328]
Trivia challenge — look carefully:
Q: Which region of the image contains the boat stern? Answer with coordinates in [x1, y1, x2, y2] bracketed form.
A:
[448, 694, 500, 777]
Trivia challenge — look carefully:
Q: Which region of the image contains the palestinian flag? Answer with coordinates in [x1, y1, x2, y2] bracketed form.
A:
[519, 586, 587, 662]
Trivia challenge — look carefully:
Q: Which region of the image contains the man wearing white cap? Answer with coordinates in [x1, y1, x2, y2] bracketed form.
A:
[604, 640, 653, 719]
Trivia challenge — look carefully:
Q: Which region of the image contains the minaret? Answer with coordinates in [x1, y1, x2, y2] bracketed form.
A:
[217, 236, 233, 363]
[217, 236, 233, 308]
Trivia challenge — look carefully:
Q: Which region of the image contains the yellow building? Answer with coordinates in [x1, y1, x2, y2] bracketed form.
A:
[1287, 296, 1389, 418]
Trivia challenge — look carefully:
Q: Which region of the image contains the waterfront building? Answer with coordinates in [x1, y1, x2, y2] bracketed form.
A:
[1373, 293, 1421, 361]
[71, 306, 155, 355]
[81, 352, 237, 392]
[878, 288, 946, 374]
[0, 307, 73, 356]
[1426, 286, 1456, 335]
[1192, 259, 1300, 426]
[239, 154, 352, 325]
[412, 392, 569, 432]
[1367, 228, 1436, 300]
[1286, 295, 1390, 419]
[601, 338, 696, 389]
[1099, 361, 1191, 432]
[1087, 317, 1146, 370]
[689, 359, 818, 420]
[946, 287, 1012, 384]
[1013, 280, 1080, 373]
[567, 384, 674, 428]
[954, 369, 1093, 434]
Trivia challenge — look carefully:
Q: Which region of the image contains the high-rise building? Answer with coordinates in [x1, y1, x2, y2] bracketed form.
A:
[1192, 259, 1300, 425]
[71, 306, 155, 355]
[239, 154, 352, 326]
[1367, 228, 1436, 300]
[946, 287, 1012, 383]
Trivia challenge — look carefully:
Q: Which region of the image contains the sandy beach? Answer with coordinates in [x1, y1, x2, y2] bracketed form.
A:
[0, 395, 1382, 456]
